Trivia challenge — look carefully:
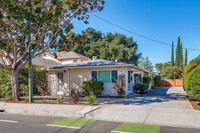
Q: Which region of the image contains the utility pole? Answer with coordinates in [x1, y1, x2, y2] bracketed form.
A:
[28, 21, 33, 103]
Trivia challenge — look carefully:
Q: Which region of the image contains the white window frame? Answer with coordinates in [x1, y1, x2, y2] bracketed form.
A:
[91, 69, 118, 84]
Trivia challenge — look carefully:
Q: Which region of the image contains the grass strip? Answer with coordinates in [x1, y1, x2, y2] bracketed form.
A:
[113, 123, 160, 133]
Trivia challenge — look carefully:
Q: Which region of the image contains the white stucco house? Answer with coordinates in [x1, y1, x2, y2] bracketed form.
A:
[45, 58, 157, 96]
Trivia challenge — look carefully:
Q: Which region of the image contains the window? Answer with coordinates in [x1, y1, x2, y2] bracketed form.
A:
[128, 71, 132, 83]
[98, 71, 110, 83]
[73, 59, 78, 63]
[91, 70, 118, 83]
[91, 71, 97, 81]
[111, 70, 118, 83]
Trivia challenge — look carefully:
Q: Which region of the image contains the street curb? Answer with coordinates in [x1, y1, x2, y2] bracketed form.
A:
[111, 131, 132, 133]
[46, 124, 81, 129]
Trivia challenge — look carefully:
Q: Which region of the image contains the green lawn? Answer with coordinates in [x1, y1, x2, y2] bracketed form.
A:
[49, 118, 95, 128]
[113, 123, 160, 133]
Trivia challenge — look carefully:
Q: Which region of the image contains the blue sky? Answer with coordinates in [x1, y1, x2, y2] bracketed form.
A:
[72, 0, 200, 66]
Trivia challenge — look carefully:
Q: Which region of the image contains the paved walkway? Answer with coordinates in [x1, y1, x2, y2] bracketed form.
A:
[2, 103, 99, 117]
[86, 87, 200, 128]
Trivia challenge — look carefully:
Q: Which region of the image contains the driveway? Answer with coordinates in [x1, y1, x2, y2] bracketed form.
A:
[87, 87, 200, 128]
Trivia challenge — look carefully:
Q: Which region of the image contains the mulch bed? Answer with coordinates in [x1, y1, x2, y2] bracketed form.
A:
[188, 97, 200, 111]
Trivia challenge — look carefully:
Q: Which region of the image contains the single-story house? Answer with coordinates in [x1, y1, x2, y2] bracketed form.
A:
[46, 59, 157, 96]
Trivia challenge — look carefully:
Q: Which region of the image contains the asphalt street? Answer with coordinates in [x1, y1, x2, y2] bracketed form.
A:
[0, 113, 200, 133]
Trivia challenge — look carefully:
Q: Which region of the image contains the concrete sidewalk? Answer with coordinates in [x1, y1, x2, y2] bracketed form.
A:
[86, 105, 200, 129]
[2, 103, 99, 117]
[86, 87, 200, 129]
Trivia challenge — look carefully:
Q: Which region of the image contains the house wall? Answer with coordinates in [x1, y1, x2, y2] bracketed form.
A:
[48, 66, 129, 96]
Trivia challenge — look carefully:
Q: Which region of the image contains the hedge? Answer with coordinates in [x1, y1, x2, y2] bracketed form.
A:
[0, 65, 49, 100]
[153, 76, 161, 87]
[82, 81, 104, 96]
[184, 65, 200, 101]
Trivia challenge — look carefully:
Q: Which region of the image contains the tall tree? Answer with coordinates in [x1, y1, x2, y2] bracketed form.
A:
[171, 41, 174, 66]
[0, 0, 104, 100]
[180, 43, 183, 67]
[175, 36, 183, 67]
[59, 28, 141, 65]
[138, 56, 154, 72]
[184, 49, 188, 66]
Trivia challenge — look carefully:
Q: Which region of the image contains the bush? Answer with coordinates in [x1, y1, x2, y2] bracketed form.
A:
[184, 65, 200, 101]
[113, 74, 125, 97]
[134, 83, 149, 94]
[142, 76, 151, 84]
[184, 55, 200, 76]
[0, 69, 12, 100]
[0, 64, 49, 99]
[82, 81, 104, 96]
[153, 76, 161, 87]
[85, 94, 96, 103]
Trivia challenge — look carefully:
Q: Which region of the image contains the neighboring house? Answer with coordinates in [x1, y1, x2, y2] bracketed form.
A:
[33, 51, 90, 66]
[46, 59, 157, 96]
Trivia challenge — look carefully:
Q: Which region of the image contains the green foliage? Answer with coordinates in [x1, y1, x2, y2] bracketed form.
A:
[184, 49, 188, 66]
[184, 55, 200, 76]
[138, 56, 154, 72]
[153, 76, 161, 87]
[175, 36, 183, 67]
[57, 97, 63, 104]
[134, 84, 149, 94]
[0, 0, 104, 100]
[184, 65, 200, 101]
[0, 69, 12, 100]
[113, 74, 125, 97]
[85, 94, 96, 103]
[82, 81, 104, 96]
[171, 42, 175, 66]
[0, 65, 49, 99]
[58, 28, 141, 65]
[160, 65, 182, 79]
[142, 76, 151, 84]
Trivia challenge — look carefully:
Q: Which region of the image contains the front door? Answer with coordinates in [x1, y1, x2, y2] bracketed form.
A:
[57, 73, 64, 94]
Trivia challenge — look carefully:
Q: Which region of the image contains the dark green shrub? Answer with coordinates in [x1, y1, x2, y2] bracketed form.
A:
[82, 81, 104, 96]
[85, 94, 96, 103]
[142, 76, 151, 84]
[134, 83, 149, 94]
[184, 65, 200, 101]
[153, 76, 161, 87]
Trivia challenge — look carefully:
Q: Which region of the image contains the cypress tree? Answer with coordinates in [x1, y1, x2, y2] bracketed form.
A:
[180, 43, 183, 67]
[184, 49, 188, 66]
[171, 41, 175, 66]
[175, 36, 181, 67]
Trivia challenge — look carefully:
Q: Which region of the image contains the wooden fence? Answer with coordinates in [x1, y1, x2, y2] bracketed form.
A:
[161, 79, 183, 86]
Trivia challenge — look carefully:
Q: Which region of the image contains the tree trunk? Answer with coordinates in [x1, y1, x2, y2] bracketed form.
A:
[10, 69, 20, 100]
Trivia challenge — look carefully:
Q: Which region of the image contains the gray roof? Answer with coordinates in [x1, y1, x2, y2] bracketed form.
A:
[53, 51, 90, 60]
[47, 59, 134, 69]
[33, 56, 61, 67]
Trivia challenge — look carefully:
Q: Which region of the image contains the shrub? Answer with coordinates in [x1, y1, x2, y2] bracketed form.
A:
[56, 97, 63, 104]
[184, 65, 200, 101]
[153, 76, 161, 87]
[85, 94, 96, 103]
[82, 81, 104, 96]
[142, 76, 151, 84]
[0, 69, 12, 100]
[134, 83, 149, 94]
[0, 64, 49, 99]
[184, 55, 200, 76]
[113, 74, 125, 97]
